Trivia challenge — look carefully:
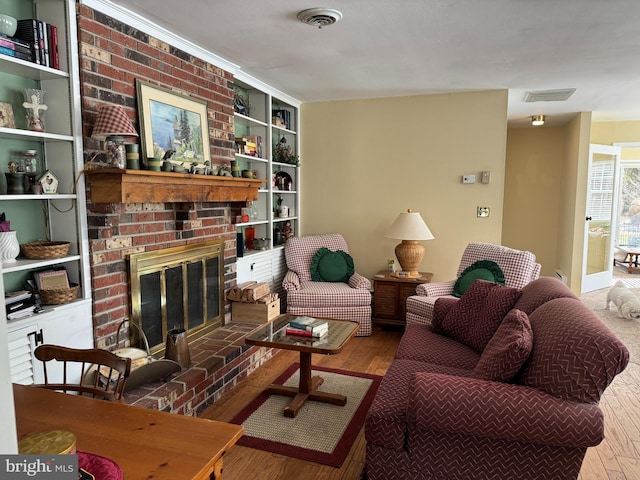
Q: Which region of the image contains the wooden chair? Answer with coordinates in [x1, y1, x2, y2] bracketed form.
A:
[34, 344, 131, 402]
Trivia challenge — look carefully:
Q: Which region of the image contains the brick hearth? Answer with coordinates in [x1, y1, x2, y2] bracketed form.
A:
[124, 322, 276, 416]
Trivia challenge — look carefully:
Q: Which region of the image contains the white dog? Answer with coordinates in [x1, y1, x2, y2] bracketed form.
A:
[606, 280, 640, 320]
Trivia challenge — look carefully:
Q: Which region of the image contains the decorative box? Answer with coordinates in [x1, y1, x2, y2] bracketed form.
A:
[232, 298, 280, 324]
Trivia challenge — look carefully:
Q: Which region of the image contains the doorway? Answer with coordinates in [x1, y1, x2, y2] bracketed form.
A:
[612, 142, 640, 284]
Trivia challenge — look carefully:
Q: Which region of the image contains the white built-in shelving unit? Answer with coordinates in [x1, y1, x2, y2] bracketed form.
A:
[1, 0, 93, 386]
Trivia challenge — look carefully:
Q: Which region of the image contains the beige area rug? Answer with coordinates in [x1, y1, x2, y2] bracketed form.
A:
[230, 363, 381, 467]
[580, 271, 640, 364]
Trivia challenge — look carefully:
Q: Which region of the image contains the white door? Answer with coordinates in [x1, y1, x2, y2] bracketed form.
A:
[582, 144, 621, 293]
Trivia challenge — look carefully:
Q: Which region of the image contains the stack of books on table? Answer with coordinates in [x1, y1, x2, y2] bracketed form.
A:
[5, 290, 38, 320]
[285, 317, 329, 338]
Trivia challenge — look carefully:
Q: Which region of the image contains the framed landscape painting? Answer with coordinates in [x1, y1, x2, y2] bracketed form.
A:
[135, 80, 210, 168]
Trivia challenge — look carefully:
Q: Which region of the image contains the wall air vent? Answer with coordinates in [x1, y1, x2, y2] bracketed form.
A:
[523, 89, 576, 102]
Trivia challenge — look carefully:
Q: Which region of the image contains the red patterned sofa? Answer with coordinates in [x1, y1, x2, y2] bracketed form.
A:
[365, 277, 629, 480]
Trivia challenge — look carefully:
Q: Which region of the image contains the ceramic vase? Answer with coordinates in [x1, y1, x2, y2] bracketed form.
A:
[5, 172, 26, 194]
[0, 231, 20, 264]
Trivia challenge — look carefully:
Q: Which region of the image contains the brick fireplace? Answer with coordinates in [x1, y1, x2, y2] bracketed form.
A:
[78, 6, 275, 415]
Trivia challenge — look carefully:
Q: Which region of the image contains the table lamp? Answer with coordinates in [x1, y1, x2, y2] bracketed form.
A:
[385, 209, 434, 277]
[91, 105, 138, 169]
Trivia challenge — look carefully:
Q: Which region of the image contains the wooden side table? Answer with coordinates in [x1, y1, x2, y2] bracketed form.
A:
[372, 270, 433, 328]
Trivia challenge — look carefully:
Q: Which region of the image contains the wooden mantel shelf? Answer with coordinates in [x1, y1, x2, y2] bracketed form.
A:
[85, 169, 265, 203]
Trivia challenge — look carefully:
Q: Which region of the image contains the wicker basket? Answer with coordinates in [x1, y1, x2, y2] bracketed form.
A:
[39, 284, 79, 305]
[21, 241, 71, 259]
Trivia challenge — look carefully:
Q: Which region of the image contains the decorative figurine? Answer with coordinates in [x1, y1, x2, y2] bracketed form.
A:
[22, 89, 47, 132]
[281, 220, 294, 241]
[217, 164, 232, 176]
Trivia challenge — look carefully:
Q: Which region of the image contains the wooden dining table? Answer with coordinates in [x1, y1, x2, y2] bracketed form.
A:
[12, 383, 243, 480]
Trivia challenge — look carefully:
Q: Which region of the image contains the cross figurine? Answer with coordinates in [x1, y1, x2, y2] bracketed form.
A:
[23, 93, 48, 131]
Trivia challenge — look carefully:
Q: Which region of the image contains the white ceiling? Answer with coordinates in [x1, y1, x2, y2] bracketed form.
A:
[106, 0, 640, 128]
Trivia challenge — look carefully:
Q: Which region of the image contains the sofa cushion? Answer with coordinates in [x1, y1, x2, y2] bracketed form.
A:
[452, 260, 505, 297]
[396, 324, 480, 370]
[286, 280, 372, 307]
[310, 247, 354, 282]
[434, 279, 522, 353]
[472, 309, 533, 382]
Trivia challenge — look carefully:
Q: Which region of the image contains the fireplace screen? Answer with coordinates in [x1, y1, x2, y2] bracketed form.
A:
[129, 240, 225, 357]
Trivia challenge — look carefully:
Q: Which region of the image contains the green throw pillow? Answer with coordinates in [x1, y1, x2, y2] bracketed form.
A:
[452, 260, 505, 298]
[310, 247, 354, 282]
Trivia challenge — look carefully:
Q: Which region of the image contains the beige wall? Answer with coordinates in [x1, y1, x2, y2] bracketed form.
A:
[558, 113, 592, 293]
[503, 113, 592, 294]
[591, 120, 640, 145]
[300, 90, 508, 281]
[503, 127, 565, 277]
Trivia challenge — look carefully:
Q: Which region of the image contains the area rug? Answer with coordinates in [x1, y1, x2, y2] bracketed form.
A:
[230, 363, 382, 467]
[580, 277, 640, 364]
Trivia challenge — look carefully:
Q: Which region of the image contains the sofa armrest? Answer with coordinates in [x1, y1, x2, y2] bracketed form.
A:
[407, 373, 603, 448]
[349, 272, 371, 290]
[415, 280, 456, 297]
[282, 270, 301, 291]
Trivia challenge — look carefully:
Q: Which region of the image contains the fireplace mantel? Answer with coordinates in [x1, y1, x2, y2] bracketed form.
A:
[85, 169, 264, 203]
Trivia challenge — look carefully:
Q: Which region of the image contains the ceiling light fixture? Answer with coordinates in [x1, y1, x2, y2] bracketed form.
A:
[531, 115, 545, 126]
[297, 8, 343, 29]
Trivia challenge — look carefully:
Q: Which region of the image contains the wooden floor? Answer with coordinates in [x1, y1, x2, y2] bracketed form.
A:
[200, 328, 640, 480]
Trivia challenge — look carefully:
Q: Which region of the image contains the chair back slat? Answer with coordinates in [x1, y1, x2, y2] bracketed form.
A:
[34, 345, 132, 402]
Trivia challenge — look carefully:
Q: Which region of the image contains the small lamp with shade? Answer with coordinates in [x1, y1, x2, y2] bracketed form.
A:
[385, 209, 435, 278]
[91, 105, 139, 169]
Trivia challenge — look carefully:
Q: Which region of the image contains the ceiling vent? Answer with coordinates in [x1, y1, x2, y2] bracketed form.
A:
[523, 88, 576, 102]
[297, 8, 343, 28]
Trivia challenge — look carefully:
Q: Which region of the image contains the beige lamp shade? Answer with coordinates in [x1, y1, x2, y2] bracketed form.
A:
[385, 209, 434, 277]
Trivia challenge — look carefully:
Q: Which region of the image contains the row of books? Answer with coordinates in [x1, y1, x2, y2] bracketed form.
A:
[5, 289, 41, 321]
[0, 34, 33, 63]
[10, 18, 60, 69]
[234, 135, 263, 158]
[285, 316, 328, 338]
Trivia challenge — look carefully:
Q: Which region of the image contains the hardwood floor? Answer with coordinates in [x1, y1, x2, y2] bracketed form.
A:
[200, 328, 640, 480]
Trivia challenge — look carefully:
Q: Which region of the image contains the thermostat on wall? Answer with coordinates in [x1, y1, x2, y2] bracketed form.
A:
[462, 174, 476, 184]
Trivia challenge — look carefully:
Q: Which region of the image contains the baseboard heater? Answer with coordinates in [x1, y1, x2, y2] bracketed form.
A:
[554, 270, 568, 284]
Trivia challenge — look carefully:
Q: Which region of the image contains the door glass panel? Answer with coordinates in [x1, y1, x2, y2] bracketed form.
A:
[618, 165, 640, 247]
[586, 155, 614, 275]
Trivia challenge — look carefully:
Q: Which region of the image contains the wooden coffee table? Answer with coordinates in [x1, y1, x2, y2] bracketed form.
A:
[245, 314, 359, 417]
